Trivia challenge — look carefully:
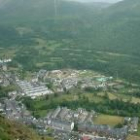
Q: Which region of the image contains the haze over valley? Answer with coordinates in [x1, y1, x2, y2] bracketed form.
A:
[0, 0, 140, 140]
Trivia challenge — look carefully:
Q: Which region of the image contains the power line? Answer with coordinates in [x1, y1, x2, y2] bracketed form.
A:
[54, 0, 58, 18]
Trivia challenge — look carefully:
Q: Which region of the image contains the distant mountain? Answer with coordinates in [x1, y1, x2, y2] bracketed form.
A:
[0, 0, 102, 45]
[85, 2, 111, 9]
[65, 0, 122, 3]
[95, 0, 140, 54]
[0, 0, 104, 24]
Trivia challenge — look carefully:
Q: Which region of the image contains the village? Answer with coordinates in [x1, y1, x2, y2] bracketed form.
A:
[0, 60, 139, 140]
[0, 98, 139, 140]
[0, 65, 118, 99]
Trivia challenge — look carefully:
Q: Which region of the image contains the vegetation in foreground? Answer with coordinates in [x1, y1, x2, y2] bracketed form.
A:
[0, 115, 53, 140]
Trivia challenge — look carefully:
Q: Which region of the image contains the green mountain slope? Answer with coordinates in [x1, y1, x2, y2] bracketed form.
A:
[0, 0, 140, 83]
[87, 0, 140, 82]
[0, 115, 51, 140]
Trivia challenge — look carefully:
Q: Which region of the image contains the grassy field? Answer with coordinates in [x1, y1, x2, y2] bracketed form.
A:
[94, 114, 124, 127]
[78, 70, 101, 78]
[131, 97, 140, 104]
[98, 91, 140, 104]
[81, 92, 104, 103]
[107, 92, 118, 100]
[113, 93, 140, 104]
[32, 110, 49, 118]
[127, 135, 140, 140]
[0, 47, 17, 58]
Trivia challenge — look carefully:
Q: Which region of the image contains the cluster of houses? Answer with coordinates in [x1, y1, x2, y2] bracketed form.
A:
[45, 107, 130, 140]
[0, 98, 33, 123]
[79, 117, 139, 140]
[41, 107, 140, 140]
[0, 68, 140, 140]
[31, 107, 96, 135]
[0, 73, 10, 87]
[78, 123, 128, 140]
[0, 97, 139, 140]
[46, 107, 96, 124]
[40, 69, 114, 93]
[0, 68, 115, 99]
[0, 59, 12, 71]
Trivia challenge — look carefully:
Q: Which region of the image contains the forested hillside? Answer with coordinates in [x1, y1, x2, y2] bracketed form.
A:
[0, 0, 140, 83]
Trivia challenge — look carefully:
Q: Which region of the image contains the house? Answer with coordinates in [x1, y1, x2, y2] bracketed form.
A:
[1, 78, 10, 87]
[0, 75, 2, 83]
[124, 117, 131, 122]
[8, 91, 17, 97]
[48, 119, 74, 132]
[51, 107, 61, 119]
[61, 78, 78, 91]
[0, 59, 12, 64]
[58, 107, 70, 120]
[47, 107, 96, 124]
[81, 136, 91, 140]
[0, 103, 4, 112]
[32, 77, 38, 82]
[51, 70, 62, 73]
[129, 117, 139, 132]
[37, 69, 47, 79]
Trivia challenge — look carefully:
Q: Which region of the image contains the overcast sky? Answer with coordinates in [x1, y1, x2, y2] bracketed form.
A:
[66, 0, 123, 3]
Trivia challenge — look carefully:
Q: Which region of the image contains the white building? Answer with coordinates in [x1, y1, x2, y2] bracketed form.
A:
[0, 59, 12, 63]
[17, 80, 53, 99]
[48, 119, 74, 132]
